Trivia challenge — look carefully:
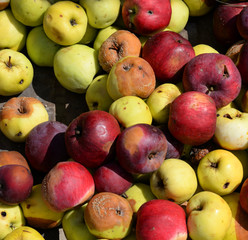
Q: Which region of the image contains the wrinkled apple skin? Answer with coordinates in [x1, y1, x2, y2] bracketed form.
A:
[65, 110, 121, 169]
[116, 123, 167, 174]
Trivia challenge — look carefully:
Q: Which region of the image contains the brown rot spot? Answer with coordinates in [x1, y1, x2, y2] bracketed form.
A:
[223, 182, 230, 189]
[223, 113, 232, 119]
[1, 211, 6, 217]
[157, 90, 163, 93]
[223, 65, 229, 78]
[19, 79, 24, 84]
[70, 19, 77, 26]
[26, 204, 31, 209]
[147, 10, 153, 14]
[236, 113, 242, 118]
[16, 131, 22, 137]
[60, 14, 63, 17]
[123, 107, 126, 110]
[4, 123, 7, 127]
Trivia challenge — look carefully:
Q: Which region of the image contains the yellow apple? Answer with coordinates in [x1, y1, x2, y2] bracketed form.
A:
[79, 22, 98, 45]
[183, 0, 215, 17]
[193, 43, 219, 56]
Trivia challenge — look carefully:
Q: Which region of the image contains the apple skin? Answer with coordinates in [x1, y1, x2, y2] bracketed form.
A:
[65, 110, 121, 169]
[121, 0, 172, 36]
[236, 41, 248, 86]
[240, 178, 248, 214]
[142, 31, 195, 84]
[136, 199, 188, 240]
[41, 161, 95, 212]
[168, 91, 217, 146]
[182, 53, 242, 109]
[0, 164, 33, 205]
[25, 121, 69, 173]
[116, 123, 167, 174]
[236, 6, 248, 40]
[183, 0, 215, 17]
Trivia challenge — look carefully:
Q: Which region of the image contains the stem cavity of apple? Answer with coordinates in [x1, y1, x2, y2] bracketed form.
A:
[223, 65, 229, 78]
[5, 55, 12, 68]
[1, 211, 6, 217]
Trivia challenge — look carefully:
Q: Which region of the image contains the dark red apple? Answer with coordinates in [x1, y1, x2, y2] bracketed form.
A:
[65, 110, 121, 169]
[237, 6, 248, 40]
[182, 53, 242, 109]
[142, 31, 195, 84]
[93, 161, 133, 195]
[116, 123, 167, 174]
[168, 91, 217, 146]
[0, 164, 33, 204]
[25, 121, 69, 173]
[236, 40, 248, 85]
[121, 0, 172, 36]
[136, 199, 187, 240]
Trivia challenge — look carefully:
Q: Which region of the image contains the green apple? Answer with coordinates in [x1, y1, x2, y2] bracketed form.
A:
[146, 83, 181, 124]
[109, 95, 153, 128]
[62, 203, 97, 240]
[26, 26, 61, 67]
[193, 44, 219, 56]
[85, 74, 114, 111]
[43, 1, 88, 46]
[10, 0, 51, 27]
[183, 0, 214, 17]
[0, 202, 25, 239]
[79, 22, 98, 45]
[53, 44, 100, 94]
[79, 0, 121, 29]
[150, 158, 198, 204]
[0, 49, 34, 96]
[3, 226, 45, 240]
[0, 9, 27, 51]
[197, 149, 243, 196]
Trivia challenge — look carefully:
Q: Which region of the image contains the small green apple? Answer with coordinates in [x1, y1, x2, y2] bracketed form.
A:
[0, 49, 34, 96]
[53, 44, 100, 94]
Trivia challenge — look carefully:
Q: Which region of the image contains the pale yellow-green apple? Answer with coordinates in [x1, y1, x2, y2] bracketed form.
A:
[0, 0, 9, 10]
[79, 0, 121, 29]
[214, 107, 248, 150]
[93, 25, 120, 52]
[26, 26, 61, 67]
[85, 74, 114, 111]
[186, 191, 232, 240]
[10, 0, 51, 27]
[0, 9, 27, 51]
[0, 202, 25, 239]
[122, 183, 156, 213]
[53, 44, 100, 94]
[0, 49, 34, 96]
[109, 96, 153, 128]
[62, 203, 97, 240]
[20, 184, 64, 229]
[146, 83, 181, 124]
[150, 158, 198, 204]
[223, 192, 248, 240]
[43, 1, 88, 46]
[193, 44, 219, 56]
[183, 0, 215, 17]
[0, 97, 49, 142]
[164, 0, 189, 33]
[197, 149, 243, 196]
[3, 226, 45, 240]
[79, 22, 98, 45]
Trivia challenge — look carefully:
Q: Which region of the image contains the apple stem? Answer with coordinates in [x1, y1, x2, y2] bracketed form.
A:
[6, 56, 12, 68]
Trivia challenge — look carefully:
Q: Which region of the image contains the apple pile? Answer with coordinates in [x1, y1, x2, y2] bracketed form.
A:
[2, 0, 248, 240]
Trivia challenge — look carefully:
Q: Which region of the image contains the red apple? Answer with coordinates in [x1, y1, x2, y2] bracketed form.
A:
[121, 0, 172, 36]
[25, 121, 69, 173]
[142, 31, 195, 84]
[168, 91, 217, 146]
[236, 41, 248, 86]
[65, 110, 121, 169]
[41, 161, 95, 212]
[116, 123, 167, 174]
[182, 53, 242, 109]
[136, 199, 188, 240]
[240, 177, 248, 214]
[237, 6, 248, 40]
[0, 164, 33, 204]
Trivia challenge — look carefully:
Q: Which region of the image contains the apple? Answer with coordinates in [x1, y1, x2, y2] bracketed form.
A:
[41, 161, 95, 212]
[0, 9, 27, 51]
[136, 199, 188, 240]
[0, 164, 33, 205]
[93, 161, 133, 195]
[43, 1, 88, 46]
[116, 123, 167, 174]
[183, 0, 215, 17]
[79, 0, 121, 29]
[109, 96, 153, 128]
[0, 97, 49, 142]
[0, 202, 25, 240]
[26, 26, 61, 67]
[0, 48, 34, 96]
[84, 192, 133, 239]
[150, 158, 197, 204]
[186, 191, 232, 240]
[98, 29, 141, 73]
[193, 43, 219, 56]
[106, 56, 156, 100]
[121, 0, 171, 36]
[240, 178, 248, 214]
[10, 0, 51, 27]
[79, 22, 98, 45]
[236, 41, 248, 86]
[182, 53, 242, 109]
[53, 44, 100, 94]
[214, 107, 248, 150]
[65, 110, 121, 169]
[168, 91, 217, 146]
[197, 149, 243, 196]
[0, 0, 9, 10]
[142, 31, 195, 84]
[236, 6, 248, 40]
